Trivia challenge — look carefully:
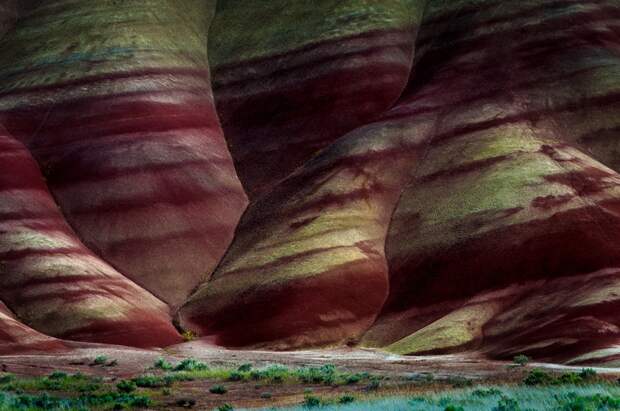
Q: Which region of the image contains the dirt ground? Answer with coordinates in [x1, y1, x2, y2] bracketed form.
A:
[1, 341, 619, 409]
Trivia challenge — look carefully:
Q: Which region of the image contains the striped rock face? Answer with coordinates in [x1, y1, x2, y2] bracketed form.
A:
[362, 0, 620, 362]
[1, 0, 619, 363]
[210, 0, 427, 198]
[0, 129, 181, 347]
[180, 0, 620, 362]
[0, 0, 248, 306]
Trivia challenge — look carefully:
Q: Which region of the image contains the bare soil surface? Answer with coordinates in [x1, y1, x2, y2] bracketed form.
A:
[1, 341, 619, 409]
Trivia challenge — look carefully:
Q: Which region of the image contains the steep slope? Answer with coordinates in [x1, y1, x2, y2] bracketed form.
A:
[363, 0, 620, 362]
[182, 0, 620, 362]
[0, 127, 181, 347]
[210, 0, 426, 198]
[0, 0, 248, 306]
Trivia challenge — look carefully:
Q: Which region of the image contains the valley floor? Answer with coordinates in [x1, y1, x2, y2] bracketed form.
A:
[0, 342, 618, 410]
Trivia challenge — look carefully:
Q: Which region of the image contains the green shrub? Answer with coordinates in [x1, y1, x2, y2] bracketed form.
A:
[445, 405, 464, 411]
[0, 374, 14, 384]
[579, 368, 597, 381]
[217, 404, 234, 411]
[260, 392, 272, 399]
[338, 394, 356, 404]
[237, 363, 252, 372]
[132, 374, 169, 388]
[303, 394, 322, 407]
[116, 380, 137, 393]
[228, 371, 244, 382]
[210, 384, 227, 395]
[154, 358, 174, 371]
[93, 355, 108, 365]
[493, 396, 521, 411]
[174, 358, 208, 372]
[558, 372, 582, 385]
[513, 355, 530, 366]
[523, 369, 555, 386]
[48, 371, 68, 380]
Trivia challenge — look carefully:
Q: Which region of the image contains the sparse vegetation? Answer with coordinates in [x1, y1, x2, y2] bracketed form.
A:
[523, 368, 600, 386]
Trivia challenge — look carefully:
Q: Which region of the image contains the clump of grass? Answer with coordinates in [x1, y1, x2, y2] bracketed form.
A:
[217, 404, 234, 411]
[260, 391, 272, 399]
[210, 384, 227, 395]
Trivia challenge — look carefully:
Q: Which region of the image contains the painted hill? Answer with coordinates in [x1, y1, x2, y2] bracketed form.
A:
[1, 0, 619, 364]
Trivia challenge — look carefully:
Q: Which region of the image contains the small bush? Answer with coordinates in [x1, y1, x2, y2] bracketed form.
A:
[523, 369, 555, 386]
[228, 371, 244, 382]
[579, 368, 597, 381]
[0, 374, 14, 384]
[154, 358, 173, 371]
[93, 355, 108, 365]
[237, 363, 252, 372]
[116, 380, 137, 393]
[558, 372, 582, 385]
[338, 394, 355, 404]
[303, 394, 322, 407]
[260, 392, 272, 399]
[445, 405, 464, 411]
[132, 374, 169, 388]
[513, 355, 530, 366]
[48, 372, 68, 380]
[210, 385, 227, 395]
[217, 404, 234, 411]
[174, 358, 208, 372]
[493, 396, 521, 411]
